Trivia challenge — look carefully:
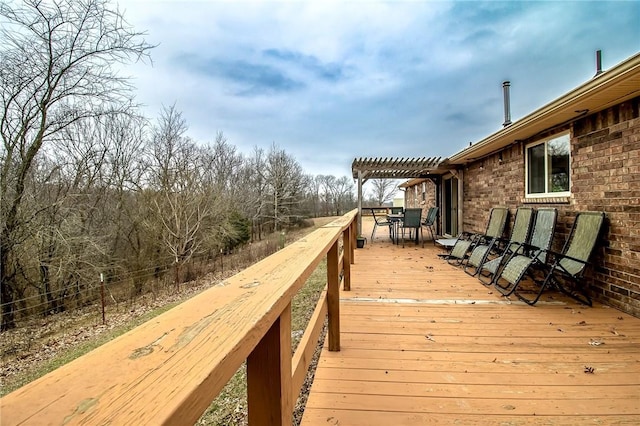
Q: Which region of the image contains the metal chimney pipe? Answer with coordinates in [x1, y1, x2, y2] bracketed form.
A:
[502, 81, 512, 127]
[595, 50, 603, 76]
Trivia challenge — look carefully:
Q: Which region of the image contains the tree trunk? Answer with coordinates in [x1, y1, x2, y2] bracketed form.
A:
[1, 224, 17, 330]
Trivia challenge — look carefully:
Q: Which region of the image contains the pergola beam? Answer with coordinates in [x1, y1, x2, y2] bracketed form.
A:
[351, 157, 445, 180]
[351, 156, 452, 236]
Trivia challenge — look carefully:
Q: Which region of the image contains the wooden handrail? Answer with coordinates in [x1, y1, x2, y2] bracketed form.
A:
[0, 209, 358, 426]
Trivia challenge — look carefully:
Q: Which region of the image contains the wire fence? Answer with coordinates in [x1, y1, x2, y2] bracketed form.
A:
[0, 235, 292, 376]
[0, 233, 289, 351]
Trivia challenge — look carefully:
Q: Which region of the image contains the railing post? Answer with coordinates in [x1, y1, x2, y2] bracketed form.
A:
[327, 240, 340, 352]
[342, 227, 351, 291]
[350, 217, 356, 264]
[247, 304, 293, 426]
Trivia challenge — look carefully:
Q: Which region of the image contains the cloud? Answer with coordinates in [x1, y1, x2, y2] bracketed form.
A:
[172, 53, 305, 96]
[262, 48, 346, 82]
[117, 0, 640, 177]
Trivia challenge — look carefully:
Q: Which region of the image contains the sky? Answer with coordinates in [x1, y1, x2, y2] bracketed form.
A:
[117, 0, 640, 179]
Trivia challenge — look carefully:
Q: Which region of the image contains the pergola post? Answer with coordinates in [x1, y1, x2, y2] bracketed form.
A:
[357, 169, 363, 237]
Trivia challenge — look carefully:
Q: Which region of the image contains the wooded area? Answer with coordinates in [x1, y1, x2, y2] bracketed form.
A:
[0, 0, 367, 331]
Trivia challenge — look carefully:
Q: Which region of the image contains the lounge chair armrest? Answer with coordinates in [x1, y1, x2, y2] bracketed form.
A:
[551, 251, 589, 266]
[453, 231, 476, 242]
[509, 241, 547, 254]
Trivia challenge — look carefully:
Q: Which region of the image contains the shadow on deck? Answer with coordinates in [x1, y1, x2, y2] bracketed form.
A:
[301, 217, 640, 425]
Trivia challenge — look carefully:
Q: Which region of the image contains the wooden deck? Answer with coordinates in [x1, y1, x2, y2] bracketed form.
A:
[301, 219, 640, 425]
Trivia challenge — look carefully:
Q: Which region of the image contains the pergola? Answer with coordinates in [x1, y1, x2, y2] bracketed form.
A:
[351, 156, 450, 235]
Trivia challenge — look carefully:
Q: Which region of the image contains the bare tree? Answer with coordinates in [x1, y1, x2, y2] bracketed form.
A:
[205, 132, 244, 195]
[0, 0, 153, 330]
[147, 105, 208, 289]
[264, 144, 305, 231]
[369, 178, 399, 206]
[239, 146, 269, 241]
[146, 106, 241, 289]
[303, 174, 322, 218]
[329, 176, 355, 216]
[316, 175, 335, 217]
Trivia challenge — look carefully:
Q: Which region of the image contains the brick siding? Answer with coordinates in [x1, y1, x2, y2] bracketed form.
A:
[404, 179, 437, 218]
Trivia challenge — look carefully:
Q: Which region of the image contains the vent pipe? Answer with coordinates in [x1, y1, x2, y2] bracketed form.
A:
[502, 80, 512, 127]
[595, 50, 603, 76]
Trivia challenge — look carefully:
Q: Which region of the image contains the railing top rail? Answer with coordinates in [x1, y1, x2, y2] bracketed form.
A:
[1, 210, 358, 426]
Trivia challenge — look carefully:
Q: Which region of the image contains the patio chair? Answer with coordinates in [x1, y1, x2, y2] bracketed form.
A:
[465, 206, 534, 277]
[370, 209, 392, 243]
[445, 207, 509, 266]
[390, 207, 404, 215]
[480, 208, 556, 286]
[494, 211, 605, 306]
[421, 206, 439, 246]
[400, 208, 423, 247]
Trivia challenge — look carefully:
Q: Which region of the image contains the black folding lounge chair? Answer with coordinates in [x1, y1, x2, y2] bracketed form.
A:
[400, 208, 423, 247]
[494, 211, 604, 306]
[370, 209, 392, 243]
[445, 207, 509, 266]
[465, 207, 534, 277]
[479, 208, 556, 286]
[421, 206, 439, 246]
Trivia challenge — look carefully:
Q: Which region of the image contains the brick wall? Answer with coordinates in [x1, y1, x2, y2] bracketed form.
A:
[462, 143, 524, 235]
[403, 179, 436, 218]
[461, 96, 640, 316]
[571, 97, 640, 315]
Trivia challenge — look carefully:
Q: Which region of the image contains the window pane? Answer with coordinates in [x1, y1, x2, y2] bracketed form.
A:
[547, 134, 570, 192]
[527, 143, 545, 194]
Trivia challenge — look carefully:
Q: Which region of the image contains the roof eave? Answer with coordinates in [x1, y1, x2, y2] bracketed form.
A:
[448, 52, 640, 164]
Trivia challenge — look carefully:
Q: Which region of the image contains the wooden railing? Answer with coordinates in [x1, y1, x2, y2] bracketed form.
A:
[0, 210, 358, 426]
[360, 206, 396, 216]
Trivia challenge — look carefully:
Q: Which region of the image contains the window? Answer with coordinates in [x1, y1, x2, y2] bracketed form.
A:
[525, 133, 570, 197]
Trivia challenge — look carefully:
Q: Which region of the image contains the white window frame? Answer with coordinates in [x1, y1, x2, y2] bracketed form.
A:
[524, 132, 571, 198]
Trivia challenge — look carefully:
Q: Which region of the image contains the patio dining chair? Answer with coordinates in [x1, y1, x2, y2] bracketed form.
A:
[494, 211, 605, 306]
[445, 207, 509, 266]
[370, 209, 392, 243]
[465, 206, 534, 277]
[400, 208, 423, 248]
[421, 206, 439, 246]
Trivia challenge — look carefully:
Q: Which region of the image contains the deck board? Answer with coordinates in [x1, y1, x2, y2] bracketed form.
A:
[301, 218, 640, 425]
